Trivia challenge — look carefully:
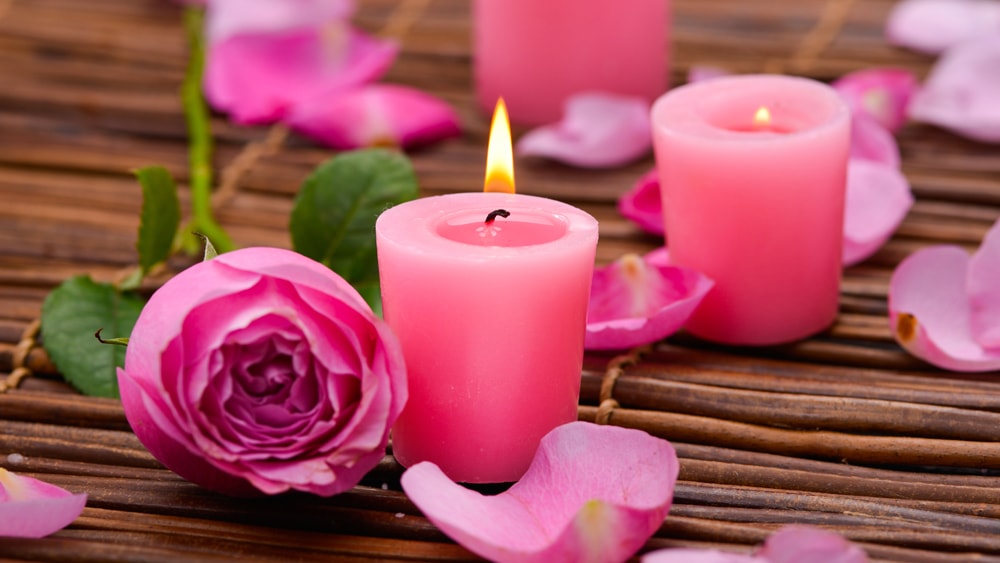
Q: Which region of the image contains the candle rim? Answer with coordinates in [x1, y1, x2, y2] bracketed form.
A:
[376, 192, 599, 257]
[651, 74, 851, 142]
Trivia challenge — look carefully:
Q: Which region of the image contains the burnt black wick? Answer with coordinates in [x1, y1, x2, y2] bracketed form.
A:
[484, 209, 511, 225]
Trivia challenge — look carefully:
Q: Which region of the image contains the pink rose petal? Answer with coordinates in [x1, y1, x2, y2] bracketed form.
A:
[401, 421, 679, 563]
[645, 247, 671, 266]
[889, 226, 1000, 372]
[687, 65, 732, 83]
[907, 37, 1000, 143]
[586, 251, 713, 350]
[0, 468, 87, 538]
[842, 159, 913, 266]
[515, 92, 652, 168]
[287, 84, 461, 150]
[206, 0, 354, 44]
[618, 169, 664, 236]
[833, 68, 918, 133]
[967, 220, 1000, 348]
[643, 525, 867, 563]
[643, 549, 758, 563]
[756, 525, 868, 563]
[849, 114, 900, 167]
[205, 24, 398, 124]
[886, 0, 1000, 55]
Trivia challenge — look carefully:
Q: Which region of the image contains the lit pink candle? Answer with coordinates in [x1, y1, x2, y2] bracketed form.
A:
[376, 102, 598, 483]
[651, 74, 851, 345]
[473, 0, 669, 125]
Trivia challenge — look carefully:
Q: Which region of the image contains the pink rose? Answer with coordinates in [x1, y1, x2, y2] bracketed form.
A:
[117, 247, 407, 496]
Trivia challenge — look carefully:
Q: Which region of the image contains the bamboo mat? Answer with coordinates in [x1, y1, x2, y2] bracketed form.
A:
[1, 0, 1000, 560]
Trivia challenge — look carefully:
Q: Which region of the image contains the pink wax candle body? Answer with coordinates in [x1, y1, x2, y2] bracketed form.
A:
[473, 0, 669, 125]
[651, 74, 851, 345]
[376, 192, 598, 483]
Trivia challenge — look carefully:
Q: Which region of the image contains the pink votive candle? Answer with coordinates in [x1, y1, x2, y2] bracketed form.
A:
[473, 0, 670, 125]
[651, 74, 851, 345]
[376, 192, 598, 483]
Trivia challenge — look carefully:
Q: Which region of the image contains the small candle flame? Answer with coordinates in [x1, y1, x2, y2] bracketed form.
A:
[484, 98, 515, 193]
[753, 106, 772, 129]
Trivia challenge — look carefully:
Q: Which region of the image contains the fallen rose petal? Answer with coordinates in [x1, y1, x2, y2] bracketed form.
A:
[687, 65, 731, 83]
[205, 23, 398, 124]
[966, 219, 1000, 348]
[118, 247, 407, 496]
[757, 525, 868, 563]
[643, 549, 758, 563]
[586, 251, 713, 350]
[889, 232, 1000, 372]
[842, 159, 913, 266]
[401, 421, 678, 563]
[833, 68, 918, 133]
[515, 92, 652, 168]
[886, 0, 1000, 55]
[907, 37, 1000, 143]
[617, 169, 664, 236]
[850, 114, 900, 167]
[643, 525, 867, 563]
[206, 0, 353, 44]
[0, 468, 87, 538]
[287, 84, 461, 150]
[645, 246, 671, 266]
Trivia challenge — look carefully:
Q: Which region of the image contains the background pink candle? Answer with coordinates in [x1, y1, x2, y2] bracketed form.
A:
[473, 0, 670, 125]
[651, 74, 851, 345]
[376, 192, 598, 483]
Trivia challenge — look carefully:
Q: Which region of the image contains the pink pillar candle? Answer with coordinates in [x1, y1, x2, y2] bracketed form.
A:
[651, 74, 851, 345]
[473, 0, 670, 125]
[376, 192, 598, 483]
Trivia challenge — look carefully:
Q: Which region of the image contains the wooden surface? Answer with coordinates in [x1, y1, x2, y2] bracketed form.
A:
[2, 0, 1000, 560]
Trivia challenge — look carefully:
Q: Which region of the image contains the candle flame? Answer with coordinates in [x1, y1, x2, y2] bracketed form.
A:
[484, 98, 515, 193]
[753, 106, 772, 129]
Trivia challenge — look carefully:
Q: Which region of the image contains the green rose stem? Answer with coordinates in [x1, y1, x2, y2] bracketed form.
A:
[179, 7, 234, 255]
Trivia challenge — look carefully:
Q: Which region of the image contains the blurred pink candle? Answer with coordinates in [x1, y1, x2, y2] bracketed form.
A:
[375, 102, 598, 483]
[651, 74, 851, 345]
[474, 0, 669, 125]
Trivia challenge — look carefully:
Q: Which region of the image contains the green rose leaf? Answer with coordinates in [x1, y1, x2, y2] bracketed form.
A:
[41, 275, 146, 398]
[135, 165, 181, 275]
[290, 148, 419, 315]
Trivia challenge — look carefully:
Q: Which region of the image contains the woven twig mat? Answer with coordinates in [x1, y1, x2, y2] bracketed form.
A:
[1, 0, 999, 560]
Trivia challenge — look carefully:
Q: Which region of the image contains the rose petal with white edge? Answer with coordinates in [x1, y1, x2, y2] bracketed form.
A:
[967, 219, 1000, 348]
[287, 84, 461, 150]
[842, 159, 913, 266]
[907, 37, 1000, 143]
[756, 525, 869, 563]
[401, 421, 679, 563]
[617, 169, 664, 236]
[586, 251, 713, 350]
[515, 92, 652, 168]
[0, 468, 87, 538]
[889, 243, 1000, 372]
[204, 24, 398, 124]
[833, 68, 918, 133]
[886, 0, 1000, 55]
